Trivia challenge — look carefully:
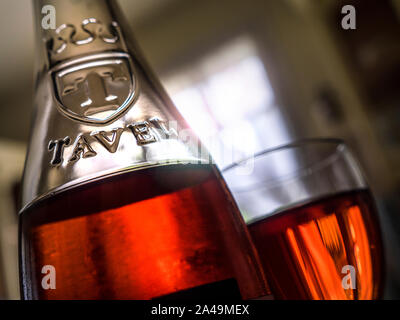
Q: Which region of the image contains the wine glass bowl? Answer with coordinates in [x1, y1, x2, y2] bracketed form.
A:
[223, 139, 384, 300]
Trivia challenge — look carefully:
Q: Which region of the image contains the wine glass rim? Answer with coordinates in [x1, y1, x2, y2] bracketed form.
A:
[222, 137, 346, 172]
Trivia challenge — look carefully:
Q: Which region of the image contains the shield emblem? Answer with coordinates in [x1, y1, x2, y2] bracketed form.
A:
[52, 56, 137, 124]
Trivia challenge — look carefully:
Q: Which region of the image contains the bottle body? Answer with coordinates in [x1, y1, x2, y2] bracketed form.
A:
[20, 0, 268, 299]
[20, 164, 266, 299]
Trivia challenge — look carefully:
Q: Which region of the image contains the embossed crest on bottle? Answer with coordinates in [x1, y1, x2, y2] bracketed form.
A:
[46, 17, 137, 125]
[53, 52, 137, 124]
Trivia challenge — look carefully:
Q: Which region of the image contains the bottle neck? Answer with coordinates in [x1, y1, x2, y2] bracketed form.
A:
[23, 0, 205, 213]
[34, 0, 128, 68]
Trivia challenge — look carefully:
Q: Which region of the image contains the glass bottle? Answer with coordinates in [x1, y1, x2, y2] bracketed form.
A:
[19, 0, 268, 300]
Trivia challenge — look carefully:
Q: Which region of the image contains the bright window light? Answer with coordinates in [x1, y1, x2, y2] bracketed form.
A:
[164, 36, 291, 168]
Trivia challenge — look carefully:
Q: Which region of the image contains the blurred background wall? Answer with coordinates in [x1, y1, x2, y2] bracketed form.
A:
[0, 0, 399, 299]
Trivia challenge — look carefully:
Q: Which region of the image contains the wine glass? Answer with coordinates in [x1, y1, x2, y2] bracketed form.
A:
[223, 138, 384, 300]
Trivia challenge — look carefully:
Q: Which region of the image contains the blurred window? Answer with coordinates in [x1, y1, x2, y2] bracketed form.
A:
[164, 36, 291, 168]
